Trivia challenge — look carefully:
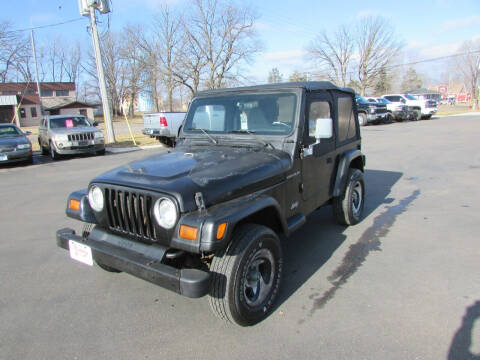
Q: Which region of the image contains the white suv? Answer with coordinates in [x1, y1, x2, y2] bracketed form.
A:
[382, 94, 437, 120]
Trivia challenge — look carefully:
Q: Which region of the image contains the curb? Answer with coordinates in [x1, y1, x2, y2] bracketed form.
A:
[106, 144, 166, 154]
[444, 112, 480, 117]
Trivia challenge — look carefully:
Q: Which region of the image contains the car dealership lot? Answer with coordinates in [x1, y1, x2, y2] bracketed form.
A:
[1, 115, 479, 359]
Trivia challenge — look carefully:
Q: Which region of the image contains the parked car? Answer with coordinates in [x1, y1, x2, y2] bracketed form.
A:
[142, 112, 186, 146]
[382, 94, 437, 119]
[367, 97, 408, 122]
[56, 81, 366, 326]
[38, 115, 105, 160]
[355, 95, 388, 125]
[0, 124, 33, 164]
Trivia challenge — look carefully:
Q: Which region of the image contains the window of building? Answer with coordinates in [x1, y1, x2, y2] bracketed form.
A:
[337, 96, 356, 142]
[55, 90, 69, 96]
[24, 90, 35, 95]
[19, 108, 26, 118]
[2, 91, 17, 95]
[79, 109, 87, 117]
[40, 90, 53, 97]
[30, 107, 37, 118]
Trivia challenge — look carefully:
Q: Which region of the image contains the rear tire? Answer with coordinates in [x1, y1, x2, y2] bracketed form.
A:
[209, 224, 283, 326]
[96, 149, 106, 156]
[333, 168, 365, 226]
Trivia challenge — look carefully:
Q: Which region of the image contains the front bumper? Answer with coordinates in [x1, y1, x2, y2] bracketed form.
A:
[55, 142, 105, 155]
[142, 128, 171, 137]
[0, 149, 32, 164]
[367, 112, 387, 121]
[56, 227, 211, 298]
[422, 108, 437, 116]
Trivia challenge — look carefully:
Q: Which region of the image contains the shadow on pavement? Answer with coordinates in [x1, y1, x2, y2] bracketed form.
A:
[275, 169, 404, 316]
[448, 300, 480, 360]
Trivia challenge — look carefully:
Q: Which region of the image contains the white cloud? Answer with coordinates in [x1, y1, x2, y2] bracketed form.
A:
[441, 16, 480, 31]
[264, 50, 307, 62]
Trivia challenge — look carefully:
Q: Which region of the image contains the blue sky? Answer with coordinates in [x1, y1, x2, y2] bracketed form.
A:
[4, 0, 480, 84]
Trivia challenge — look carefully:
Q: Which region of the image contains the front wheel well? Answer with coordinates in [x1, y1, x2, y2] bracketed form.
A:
[233, 207, 284, 237]
[349, 156, 364, 172]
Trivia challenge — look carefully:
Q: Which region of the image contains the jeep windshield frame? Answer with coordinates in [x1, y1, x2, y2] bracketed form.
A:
[183, 91, 299, 141]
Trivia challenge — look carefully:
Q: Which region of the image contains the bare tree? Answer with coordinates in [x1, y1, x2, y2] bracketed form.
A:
[306, 25, 354, 87]
[0, 21, 31, 82]
[121, 26, 147, 116]
[152, 6, 183, 111]
[187, 0, 261, 90]
[456, 39, 480, 110]
[356, 16, 402, 95]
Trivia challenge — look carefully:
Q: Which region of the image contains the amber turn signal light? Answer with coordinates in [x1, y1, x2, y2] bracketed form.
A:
[179, 225, 198, 241]
[69, 199, 80, 211]
[216, 222, 227, 240]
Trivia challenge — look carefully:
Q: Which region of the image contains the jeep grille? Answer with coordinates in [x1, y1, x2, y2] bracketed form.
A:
[104, 188, 156, 241]
[68, 132, 94, 141]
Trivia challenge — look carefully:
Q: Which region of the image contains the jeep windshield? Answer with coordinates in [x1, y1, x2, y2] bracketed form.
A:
[183, 92, 297, 137]
[50, 116, 92, 129]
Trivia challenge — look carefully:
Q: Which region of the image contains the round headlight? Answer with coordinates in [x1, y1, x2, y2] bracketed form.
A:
[153, 198, 178, 229]
[88, 186, 104, 212]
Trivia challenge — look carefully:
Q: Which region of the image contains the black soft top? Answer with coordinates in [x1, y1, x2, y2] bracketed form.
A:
[196, 81, 355, 97]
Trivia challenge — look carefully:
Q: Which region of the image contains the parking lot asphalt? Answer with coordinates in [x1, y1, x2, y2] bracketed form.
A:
[1, 114, 479, 360]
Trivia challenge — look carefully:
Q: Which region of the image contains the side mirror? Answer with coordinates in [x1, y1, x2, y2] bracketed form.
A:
[314, 118, 333, 142]
[24, 131, 32, 135]
[93, 121, 99, 127]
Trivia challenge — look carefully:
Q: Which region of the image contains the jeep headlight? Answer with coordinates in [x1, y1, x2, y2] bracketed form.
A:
[368, 106, 376, 113]
[153, 198, 178, 229]
[94, 131, 104, 139]
[88, 185, 104, 212]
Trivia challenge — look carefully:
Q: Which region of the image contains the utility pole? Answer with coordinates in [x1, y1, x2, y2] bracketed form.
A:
[87, 4, 115, 143]
[30, 29, 43, 111]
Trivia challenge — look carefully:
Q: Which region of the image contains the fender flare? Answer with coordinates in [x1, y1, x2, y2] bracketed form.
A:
[332, 149, 365, 197]
[181, 193, 287, 253]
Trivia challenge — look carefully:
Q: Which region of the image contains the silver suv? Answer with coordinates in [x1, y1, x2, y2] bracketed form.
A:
[38, 115, 105, 160]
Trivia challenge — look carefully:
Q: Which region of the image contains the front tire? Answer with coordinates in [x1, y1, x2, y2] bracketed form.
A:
[358, 113, 367, 126]
[333, 168, 365, 226]
[209, 224, 283, 326]
[50, 141, 60, 160]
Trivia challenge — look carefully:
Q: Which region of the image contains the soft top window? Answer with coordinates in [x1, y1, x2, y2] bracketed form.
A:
[0, 126, 22, 137]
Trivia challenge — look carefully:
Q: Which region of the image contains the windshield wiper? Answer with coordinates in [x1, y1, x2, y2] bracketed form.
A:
[229, 129, 275, 150]
[187, 127, 218, 144]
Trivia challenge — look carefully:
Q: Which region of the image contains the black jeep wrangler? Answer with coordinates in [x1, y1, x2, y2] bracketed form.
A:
[56, 82, 366, 326]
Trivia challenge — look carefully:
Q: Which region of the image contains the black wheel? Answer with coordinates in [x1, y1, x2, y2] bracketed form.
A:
[384, 113, 394, 124]
[209, 224, 283, 326]
[96, 149, 106, 156]
[425, 115, 432, 119]
[333, 168, 365, 226]
[95, 260, 121, 273]
[50, 141, 60, 160]
[358, 113, 367, 126]
[39, 140, 48, 155]
[24, 156, 34, 165]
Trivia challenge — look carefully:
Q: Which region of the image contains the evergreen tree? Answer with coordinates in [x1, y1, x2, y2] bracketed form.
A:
[268, 68, 283, 83]
[401, 68, 423, 92]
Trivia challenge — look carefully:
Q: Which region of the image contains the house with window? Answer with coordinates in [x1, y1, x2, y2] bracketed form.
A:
[0, 82, 95, 127]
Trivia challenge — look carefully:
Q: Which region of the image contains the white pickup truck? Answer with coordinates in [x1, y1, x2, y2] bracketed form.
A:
[142, 112, 186, 146]
[382, 94, 437, 120]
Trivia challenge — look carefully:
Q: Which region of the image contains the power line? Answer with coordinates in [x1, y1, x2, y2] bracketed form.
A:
[304, 49, 480, 78]
[8, 18, 87, 34]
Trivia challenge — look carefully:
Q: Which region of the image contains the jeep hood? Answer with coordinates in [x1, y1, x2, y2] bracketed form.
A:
[92, 146, 292, 212]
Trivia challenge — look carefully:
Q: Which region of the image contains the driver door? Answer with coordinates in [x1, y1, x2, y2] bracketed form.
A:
[301, 92, 335, 207]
